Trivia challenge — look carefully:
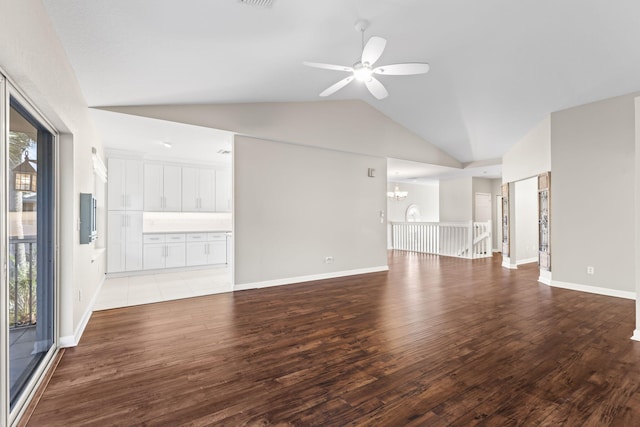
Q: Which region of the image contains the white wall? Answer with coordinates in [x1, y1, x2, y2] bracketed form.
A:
[0, 0, 105, 344]
[234, 136, 388, 287]
[514, 177, 538, 264]
[103, 101, 462, 169]
[502, 116, 551, 183]
[439, 178, 472, 222]
[634, 96, 640, 338]
[551, 93, 637, 294]
[386, 182, 439, 222]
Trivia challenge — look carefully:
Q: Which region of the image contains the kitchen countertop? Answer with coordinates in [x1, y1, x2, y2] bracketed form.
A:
[143, 230, 232, 234]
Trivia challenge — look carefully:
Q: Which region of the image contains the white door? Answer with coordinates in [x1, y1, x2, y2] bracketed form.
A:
[125, 159, 144, 210]
[163, 165, 182, 211]
[124, 212, 143, 271]
[182, 167, 199, 211]
[199, 168, 216, 211]
[107, 212, 126, 272]
[496, 195, 503, 252]
[107, 158, 126, 211]
[165, 242, 186, 268]
[144, 164, 164, 211]
[143, 244, 165, 270]
[208, 240, 227, 264]
[215, 168, 231, 212]
[186, 242, 208, 266]
[475, 192, 492, 222]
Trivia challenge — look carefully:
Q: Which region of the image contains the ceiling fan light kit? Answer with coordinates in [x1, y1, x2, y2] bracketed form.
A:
[304, 19, 430, 100]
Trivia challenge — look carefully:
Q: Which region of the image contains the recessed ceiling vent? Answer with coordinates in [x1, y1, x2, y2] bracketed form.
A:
[239, 0, 274, 7]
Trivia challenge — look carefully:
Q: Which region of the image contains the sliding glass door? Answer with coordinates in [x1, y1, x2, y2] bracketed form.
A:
[1, 77, 57, 425]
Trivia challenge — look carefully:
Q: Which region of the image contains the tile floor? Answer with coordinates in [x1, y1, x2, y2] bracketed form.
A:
[94, 266, 232, 310]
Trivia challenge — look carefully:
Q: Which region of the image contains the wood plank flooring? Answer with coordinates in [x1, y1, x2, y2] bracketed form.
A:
[26, 252, 640, 426]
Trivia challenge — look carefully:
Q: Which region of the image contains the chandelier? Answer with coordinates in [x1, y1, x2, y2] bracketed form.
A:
[387, 184, 408, 201]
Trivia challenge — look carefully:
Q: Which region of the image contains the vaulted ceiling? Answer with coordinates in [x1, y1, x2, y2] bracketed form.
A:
[42, 0, 640, 165]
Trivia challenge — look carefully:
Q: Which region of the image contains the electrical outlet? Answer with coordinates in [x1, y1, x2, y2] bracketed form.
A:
[324, 256, 334, 264]
[587, 266, 595, 275]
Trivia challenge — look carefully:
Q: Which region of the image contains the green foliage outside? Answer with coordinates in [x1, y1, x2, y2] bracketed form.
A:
[8, 243, 37, 327]
[9, 131, 37, 328]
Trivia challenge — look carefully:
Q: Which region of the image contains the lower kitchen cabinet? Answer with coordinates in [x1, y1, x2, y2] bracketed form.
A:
[143, 234, 187, 270]
[186, 233, 227, 266]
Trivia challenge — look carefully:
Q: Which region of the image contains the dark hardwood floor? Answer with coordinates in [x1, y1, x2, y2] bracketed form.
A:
[26, 252, 640, 426]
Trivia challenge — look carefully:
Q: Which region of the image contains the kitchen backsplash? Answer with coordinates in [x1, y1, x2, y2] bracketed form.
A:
[143, 212, 232, 233]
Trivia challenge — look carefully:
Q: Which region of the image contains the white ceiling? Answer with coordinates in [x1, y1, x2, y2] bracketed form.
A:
[90, 109, 233, 165]
[42, 0, 640, 174]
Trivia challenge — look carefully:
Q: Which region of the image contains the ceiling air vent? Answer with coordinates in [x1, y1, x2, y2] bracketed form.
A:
[239, 0, 274, 7]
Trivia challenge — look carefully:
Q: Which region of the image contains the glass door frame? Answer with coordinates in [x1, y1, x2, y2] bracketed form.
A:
[0, 73, 60, 427]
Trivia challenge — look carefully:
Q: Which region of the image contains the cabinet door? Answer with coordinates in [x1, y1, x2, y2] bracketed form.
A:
[182, 167, 199, 211]
[144, 164, 164, 211]
[107, 211, 126, 272]
[186, 242, 208, 266]
[165, 242, 186, 268]
[143, 244, 165, 270]
[215, 168, 231, 212]
[124, 212, 143, 271]
[125, 159, 144, 210]
[199, 168, 216, 212]
[107, 158, 126, 211]
[208, 240, 227, 265]
[163, 165, 182, 211]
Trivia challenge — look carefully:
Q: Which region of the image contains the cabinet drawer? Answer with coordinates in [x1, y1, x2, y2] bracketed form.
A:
[165, 233, 186, 242]
[143, 234, 165, 244]
[187, 233, 207, 242]
[207, 233, 227, 241]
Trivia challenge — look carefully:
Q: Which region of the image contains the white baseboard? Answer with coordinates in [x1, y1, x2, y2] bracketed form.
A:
[516, 257, 538, 266]
[501, 256, 517, 269]
[549, 280, 636, 300]
[60, 274, 106, 348]
[538, 269, 552, 285]
[234, 266, 389, 291]
[632, 330, 640, 342]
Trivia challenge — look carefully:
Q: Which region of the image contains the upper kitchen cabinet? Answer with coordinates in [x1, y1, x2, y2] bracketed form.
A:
[215, 168, 232, 212]
[182, 167, 215, 212]
[108, 158, 143, 211]
[144, 163, 182, 211]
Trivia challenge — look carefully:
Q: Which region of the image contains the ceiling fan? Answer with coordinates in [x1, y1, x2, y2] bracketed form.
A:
[304, 20, 430, 100]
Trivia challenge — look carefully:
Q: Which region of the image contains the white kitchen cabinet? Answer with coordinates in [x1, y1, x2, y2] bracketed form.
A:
[142, 243, 165, 270]
[186, 242, 208, 266]
[143, 233, 186, 270]
[182, 167, 215, 212]
[107, 211, 143, 273]
[185, 233, 227, 266]
[107, 158, 143, 211]
[144, 164, 182, 211]
[208, 240, 227, 264]
[215, 168, 231, 212]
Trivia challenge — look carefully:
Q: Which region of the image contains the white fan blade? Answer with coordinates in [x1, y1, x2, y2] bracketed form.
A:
[373, 63, 430, 75]
[303, 61, 353, 72]
[320, 76, 354, 97]
[365, 77, 388, 100]
[361, 36, 386, 66]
